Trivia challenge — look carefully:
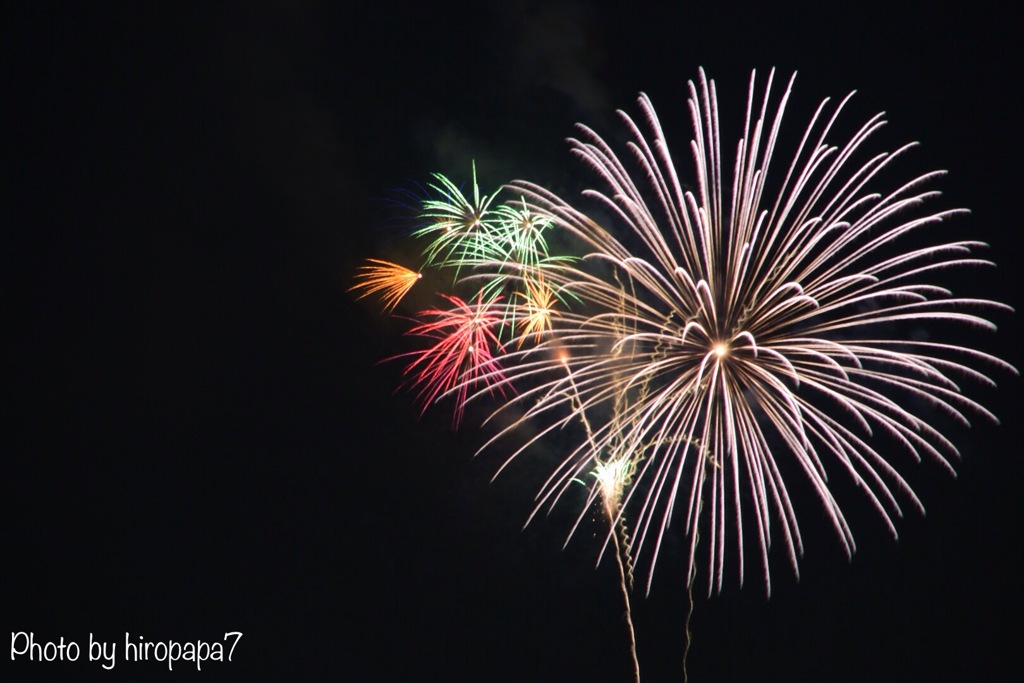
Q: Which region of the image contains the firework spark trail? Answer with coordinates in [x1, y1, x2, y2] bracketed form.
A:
[465, 68, 1014, 596]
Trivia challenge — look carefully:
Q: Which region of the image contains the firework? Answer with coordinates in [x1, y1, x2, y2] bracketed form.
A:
[492, 197, 559, 270]
[413, 162, 503, 274]
[468, 69, 1014, 596]
[349, 259, 422, 313]
[513, 276, 560, 348]
[399, 292, 509, 428]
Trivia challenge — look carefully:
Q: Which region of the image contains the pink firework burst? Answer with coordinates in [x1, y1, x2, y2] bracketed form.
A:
[399, 293, 510, 427]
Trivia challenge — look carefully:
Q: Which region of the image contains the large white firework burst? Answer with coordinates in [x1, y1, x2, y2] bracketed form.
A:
[473, 68, 1015, 596]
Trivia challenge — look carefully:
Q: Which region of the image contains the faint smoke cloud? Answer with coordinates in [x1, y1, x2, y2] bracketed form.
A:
[503, 0, 610, 121]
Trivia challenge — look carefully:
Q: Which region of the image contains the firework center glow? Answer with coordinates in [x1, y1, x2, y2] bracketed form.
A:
[713, 342, 729, 359]
[595, 457, 634, 516]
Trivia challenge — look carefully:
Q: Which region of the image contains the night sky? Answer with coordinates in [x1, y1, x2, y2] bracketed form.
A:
[5, 2, 1022, 682]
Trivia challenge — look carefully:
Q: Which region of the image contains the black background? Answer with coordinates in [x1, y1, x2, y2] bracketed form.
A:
[5, 2, 1022, 682]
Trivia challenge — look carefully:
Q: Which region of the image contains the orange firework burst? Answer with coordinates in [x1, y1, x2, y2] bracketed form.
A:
[516, 277, 559, 348]
[349, 259, 422, 313]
